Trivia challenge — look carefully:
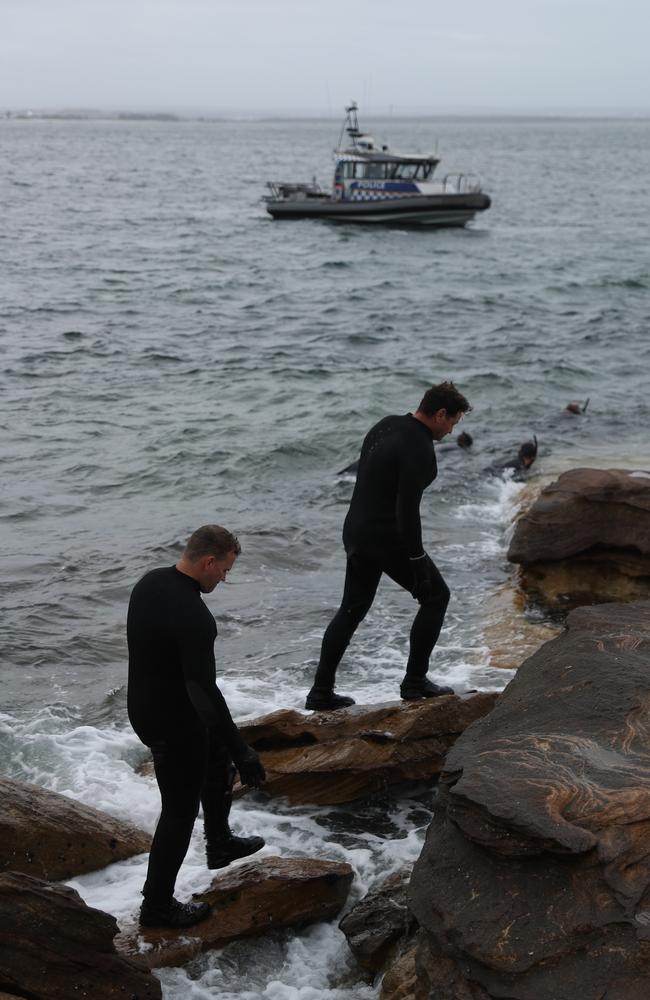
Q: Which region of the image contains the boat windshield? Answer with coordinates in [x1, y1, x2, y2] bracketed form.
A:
[391, 162, 433, 180]
[339, 160, 433, 181]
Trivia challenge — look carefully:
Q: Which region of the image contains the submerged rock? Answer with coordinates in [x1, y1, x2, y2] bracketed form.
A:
[508, 467, 650, 608]
[117, 855, 354, 968]
[0, 872, 161, 999]
[481, 581, 560, 670]
[0, 775, 150, 881]
[402, 599, 650, 1000]
[237, 694, 498, 806]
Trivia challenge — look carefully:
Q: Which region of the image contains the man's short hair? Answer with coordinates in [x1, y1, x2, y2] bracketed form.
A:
[418, 381, 472, 417]
[183, 524, 241, 562]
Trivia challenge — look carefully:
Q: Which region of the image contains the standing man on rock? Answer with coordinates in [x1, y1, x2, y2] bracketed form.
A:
[127, 524, 266, 929]
[306, 382, 471, 711]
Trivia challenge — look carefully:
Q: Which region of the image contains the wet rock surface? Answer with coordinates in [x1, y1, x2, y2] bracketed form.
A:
[378, 938, 420, 1000]
[237, 694, 498, 806]
[508, 467, 650, 607]
[339, 866, 413, 973]
[117, 855, 354, 968]
[0, 872, 161, 999]
[403, 600, 650, 1000]
[0, 775, 150, 880]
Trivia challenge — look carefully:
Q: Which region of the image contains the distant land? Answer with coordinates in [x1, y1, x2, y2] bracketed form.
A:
[2, 110, 181, 121]
[3, 106, 650, 122]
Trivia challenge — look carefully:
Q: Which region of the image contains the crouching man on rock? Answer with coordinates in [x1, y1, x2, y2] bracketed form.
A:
[127, 524, 266, 929]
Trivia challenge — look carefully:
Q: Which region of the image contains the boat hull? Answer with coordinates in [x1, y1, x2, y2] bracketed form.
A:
[265, 192, 491, 226]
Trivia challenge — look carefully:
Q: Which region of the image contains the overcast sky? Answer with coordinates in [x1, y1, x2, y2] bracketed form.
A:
[2, 0, 649, 114]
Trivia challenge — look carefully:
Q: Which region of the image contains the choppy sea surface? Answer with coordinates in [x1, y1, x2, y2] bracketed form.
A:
[1, 114, 649, 998]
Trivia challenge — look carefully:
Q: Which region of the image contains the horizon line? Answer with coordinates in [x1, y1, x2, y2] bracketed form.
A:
[3, 104, 650, 121]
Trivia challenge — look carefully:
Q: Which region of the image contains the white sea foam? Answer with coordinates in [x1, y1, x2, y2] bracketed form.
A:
[157, 922, 379, 999]
[454, 475, 524, 532]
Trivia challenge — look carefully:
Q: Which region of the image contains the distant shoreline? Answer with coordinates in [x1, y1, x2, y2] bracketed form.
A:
[3, 109, 650, 124]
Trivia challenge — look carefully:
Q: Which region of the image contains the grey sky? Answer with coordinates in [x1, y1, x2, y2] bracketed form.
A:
[2, 0, 648, 113]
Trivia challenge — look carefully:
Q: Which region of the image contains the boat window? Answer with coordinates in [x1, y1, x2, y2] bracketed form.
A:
[340, 161, 355, 179]
[365, 162, 386, 179]
[390, 162, 419, 180]
[353, 162, 367, 179]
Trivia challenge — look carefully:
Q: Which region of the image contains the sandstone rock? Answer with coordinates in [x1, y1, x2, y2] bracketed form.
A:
[0, 872, 161, 999]
[379, 939, 420, 1000]
[406, 600, 650, 999]
[339, 866, 413, 972]
[117, 855, 353, 968]
[0, 776, 150, 881]
[236, 694, 498, 806]
[507, 467, 650, 607]
[381, 930, 491, 1000]
[443, 600, 650, 861]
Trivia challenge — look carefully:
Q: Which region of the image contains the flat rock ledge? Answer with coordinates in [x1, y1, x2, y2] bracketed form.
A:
[236, 693, 498, 806]
[117, 855, 354, 969]
[0, 776, 150, 881]
[508, 467, 650, 608]
[396, 600, 650, 1000]
[0, 871, 161, 999]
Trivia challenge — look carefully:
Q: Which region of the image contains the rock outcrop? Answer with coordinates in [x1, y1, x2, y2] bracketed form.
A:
[0, 872, 161, 999]
[339, 866, 413, 973]
[236, 694, 498, 806]
[0, 776, 150, 881]
[508, 467, 650, 607]
[402, 600, 650, 1000]
[117, 855, 354, 968]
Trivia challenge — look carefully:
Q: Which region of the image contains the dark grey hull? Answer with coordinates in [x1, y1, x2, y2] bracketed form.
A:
[265, 192, 491, 226]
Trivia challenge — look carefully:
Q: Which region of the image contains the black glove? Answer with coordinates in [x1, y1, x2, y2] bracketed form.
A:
[234, 745, 266, 789]
[411, 555, 432, 603]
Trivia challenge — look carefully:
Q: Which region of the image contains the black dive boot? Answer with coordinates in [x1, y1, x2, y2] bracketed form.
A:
[203, 746, 265, 871]
[206, 832, 266, 869]
[400, 677, 454, 700]
[139, 897, 211, 928]
[305, 687, 356, 710]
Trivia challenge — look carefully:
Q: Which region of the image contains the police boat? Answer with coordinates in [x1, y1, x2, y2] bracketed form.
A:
[264, 102, 491, 227]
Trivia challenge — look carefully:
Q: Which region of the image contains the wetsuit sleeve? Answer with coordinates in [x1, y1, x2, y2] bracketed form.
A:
[173, 601, 249, 760]
[394, 453, 428, 557]
[185, 679, 249, 761]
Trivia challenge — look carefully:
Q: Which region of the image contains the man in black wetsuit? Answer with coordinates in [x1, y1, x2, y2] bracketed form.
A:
[127, 524, 266, 929]
[306, 382, 471, 711]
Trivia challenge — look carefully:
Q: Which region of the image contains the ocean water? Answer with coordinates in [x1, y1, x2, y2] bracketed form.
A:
[1, 114, 649, 998]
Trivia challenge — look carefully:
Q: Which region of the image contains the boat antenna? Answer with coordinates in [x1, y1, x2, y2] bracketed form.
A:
[337, 101, 360, 150]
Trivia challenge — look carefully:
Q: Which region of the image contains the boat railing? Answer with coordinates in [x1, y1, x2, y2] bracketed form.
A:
[441, 173, 483, 194]
[265, 181, 324, 201]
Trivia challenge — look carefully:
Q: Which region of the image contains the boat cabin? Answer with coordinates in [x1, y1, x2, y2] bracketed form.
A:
[332, 102, 441, 201]
[335, 157, 438, 182]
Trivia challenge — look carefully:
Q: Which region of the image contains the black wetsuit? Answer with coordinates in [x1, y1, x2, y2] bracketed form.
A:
[486, 456, 531, 480]
[314, 414, 450, 689]
[127, 566, 247, 905]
